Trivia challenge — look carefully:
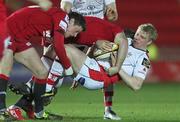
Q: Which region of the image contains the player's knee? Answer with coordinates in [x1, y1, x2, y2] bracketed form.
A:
[34, 69, 48, 79]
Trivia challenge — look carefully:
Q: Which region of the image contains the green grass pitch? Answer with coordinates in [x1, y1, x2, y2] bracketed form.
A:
[7, 83, 180, 122]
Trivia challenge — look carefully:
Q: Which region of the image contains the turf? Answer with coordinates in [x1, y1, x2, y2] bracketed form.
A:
[7, 83, 180, 122]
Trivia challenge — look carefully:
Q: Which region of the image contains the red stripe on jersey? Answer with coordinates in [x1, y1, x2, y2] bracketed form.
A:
[88, 65, 120, 87]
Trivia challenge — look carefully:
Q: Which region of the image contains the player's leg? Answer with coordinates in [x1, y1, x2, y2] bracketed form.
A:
[41, 45, 64, 93]
[103, 84, 121, 120]
[14, 47, 48, 79]
[8, 76, 60, 120]
[8, 94, 34, 120]
[65, 44, 105, 89]
[44, 44, 88, 92]
[0, 4, 13, 120]
[65, 44, 87, 73]
[45, 56, 64, 93]
[14, 47, 48, 119]
[0, 48, 15, 121]
[90, 42, 121, 120]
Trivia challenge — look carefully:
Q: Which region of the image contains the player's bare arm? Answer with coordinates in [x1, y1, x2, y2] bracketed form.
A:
[119, 69, 144, 91]
[107, 32, 128, 76]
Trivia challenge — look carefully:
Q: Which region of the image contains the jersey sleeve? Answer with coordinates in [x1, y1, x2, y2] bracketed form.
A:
[133, 55, 150, 80]
[53, 31, 71, 69]
[51, 9, 71, 69]
[51, 9, 69, 32]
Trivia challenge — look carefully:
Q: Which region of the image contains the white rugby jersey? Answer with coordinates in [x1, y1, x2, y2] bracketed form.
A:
[61, 0, 115, 19]
[122, 38, 150, 80]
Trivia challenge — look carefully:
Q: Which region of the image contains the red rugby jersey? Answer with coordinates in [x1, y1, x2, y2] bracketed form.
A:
[76, 16, 123, 46]
[7, 6, 71, 69]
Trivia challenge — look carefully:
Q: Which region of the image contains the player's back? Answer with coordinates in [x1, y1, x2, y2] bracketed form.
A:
[76, 16, 122, 45]
[6, 6, 63, 41]
[0, 0, 4, 4]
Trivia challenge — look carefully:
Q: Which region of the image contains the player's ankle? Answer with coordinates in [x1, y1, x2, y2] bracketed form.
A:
[35, 110, 44, 118]
[105, 106, 112, 112]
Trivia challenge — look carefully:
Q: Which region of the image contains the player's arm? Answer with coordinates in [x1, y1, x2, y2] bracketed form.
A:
[119, 70, 144, 91]
[120, 56, 150, 91]
[28, 0, 52, 11]
[53, 31, 73, 76]
[108, 32, 128, 76]
[105, 1, 118, 21]
[60, 0, 73, 13]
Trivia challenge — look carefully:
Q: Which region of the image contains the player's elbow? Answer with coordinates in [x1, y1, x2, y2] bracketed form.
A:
[60, 1, 72, 13]
[131, 84, 142, 91]
[131, 79, 143, 91]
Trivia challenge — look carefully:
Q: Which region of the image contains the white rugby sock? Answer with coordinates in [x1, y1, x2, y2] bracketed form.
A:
[46, 56, 64, 92]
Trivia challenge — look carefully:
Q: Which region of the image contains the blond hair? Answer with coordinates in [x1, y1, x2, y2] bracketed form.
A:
[138, 23, 158, 41]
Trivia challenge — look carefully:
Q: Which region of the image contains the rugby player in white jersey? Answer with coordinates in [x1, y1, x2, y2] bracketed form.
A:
[98, 23, 158, 91]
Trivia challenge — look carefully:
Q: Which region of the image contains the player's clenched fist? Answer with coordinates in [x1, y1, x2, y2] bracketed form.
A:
[106, 7, 118, 21]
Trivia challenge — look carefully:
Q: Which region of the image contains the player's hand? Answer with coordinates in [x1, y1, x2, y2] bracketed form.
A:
[70, 80, 79, 90]
[96, 41, 113, 52]
[107, 66, 119, 76]
[38, 0, 52, 11]
[106, 7, 118, 21]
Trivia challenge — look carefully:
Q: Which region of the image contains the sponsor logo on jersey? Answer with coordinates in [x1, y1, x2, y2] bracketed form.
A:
[26, 42, 32, 46]
[142, 58, 150, 68]
[59, 20, 67, 31]
[59, 15, 69, 31]
[43, 30, 51, 38]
